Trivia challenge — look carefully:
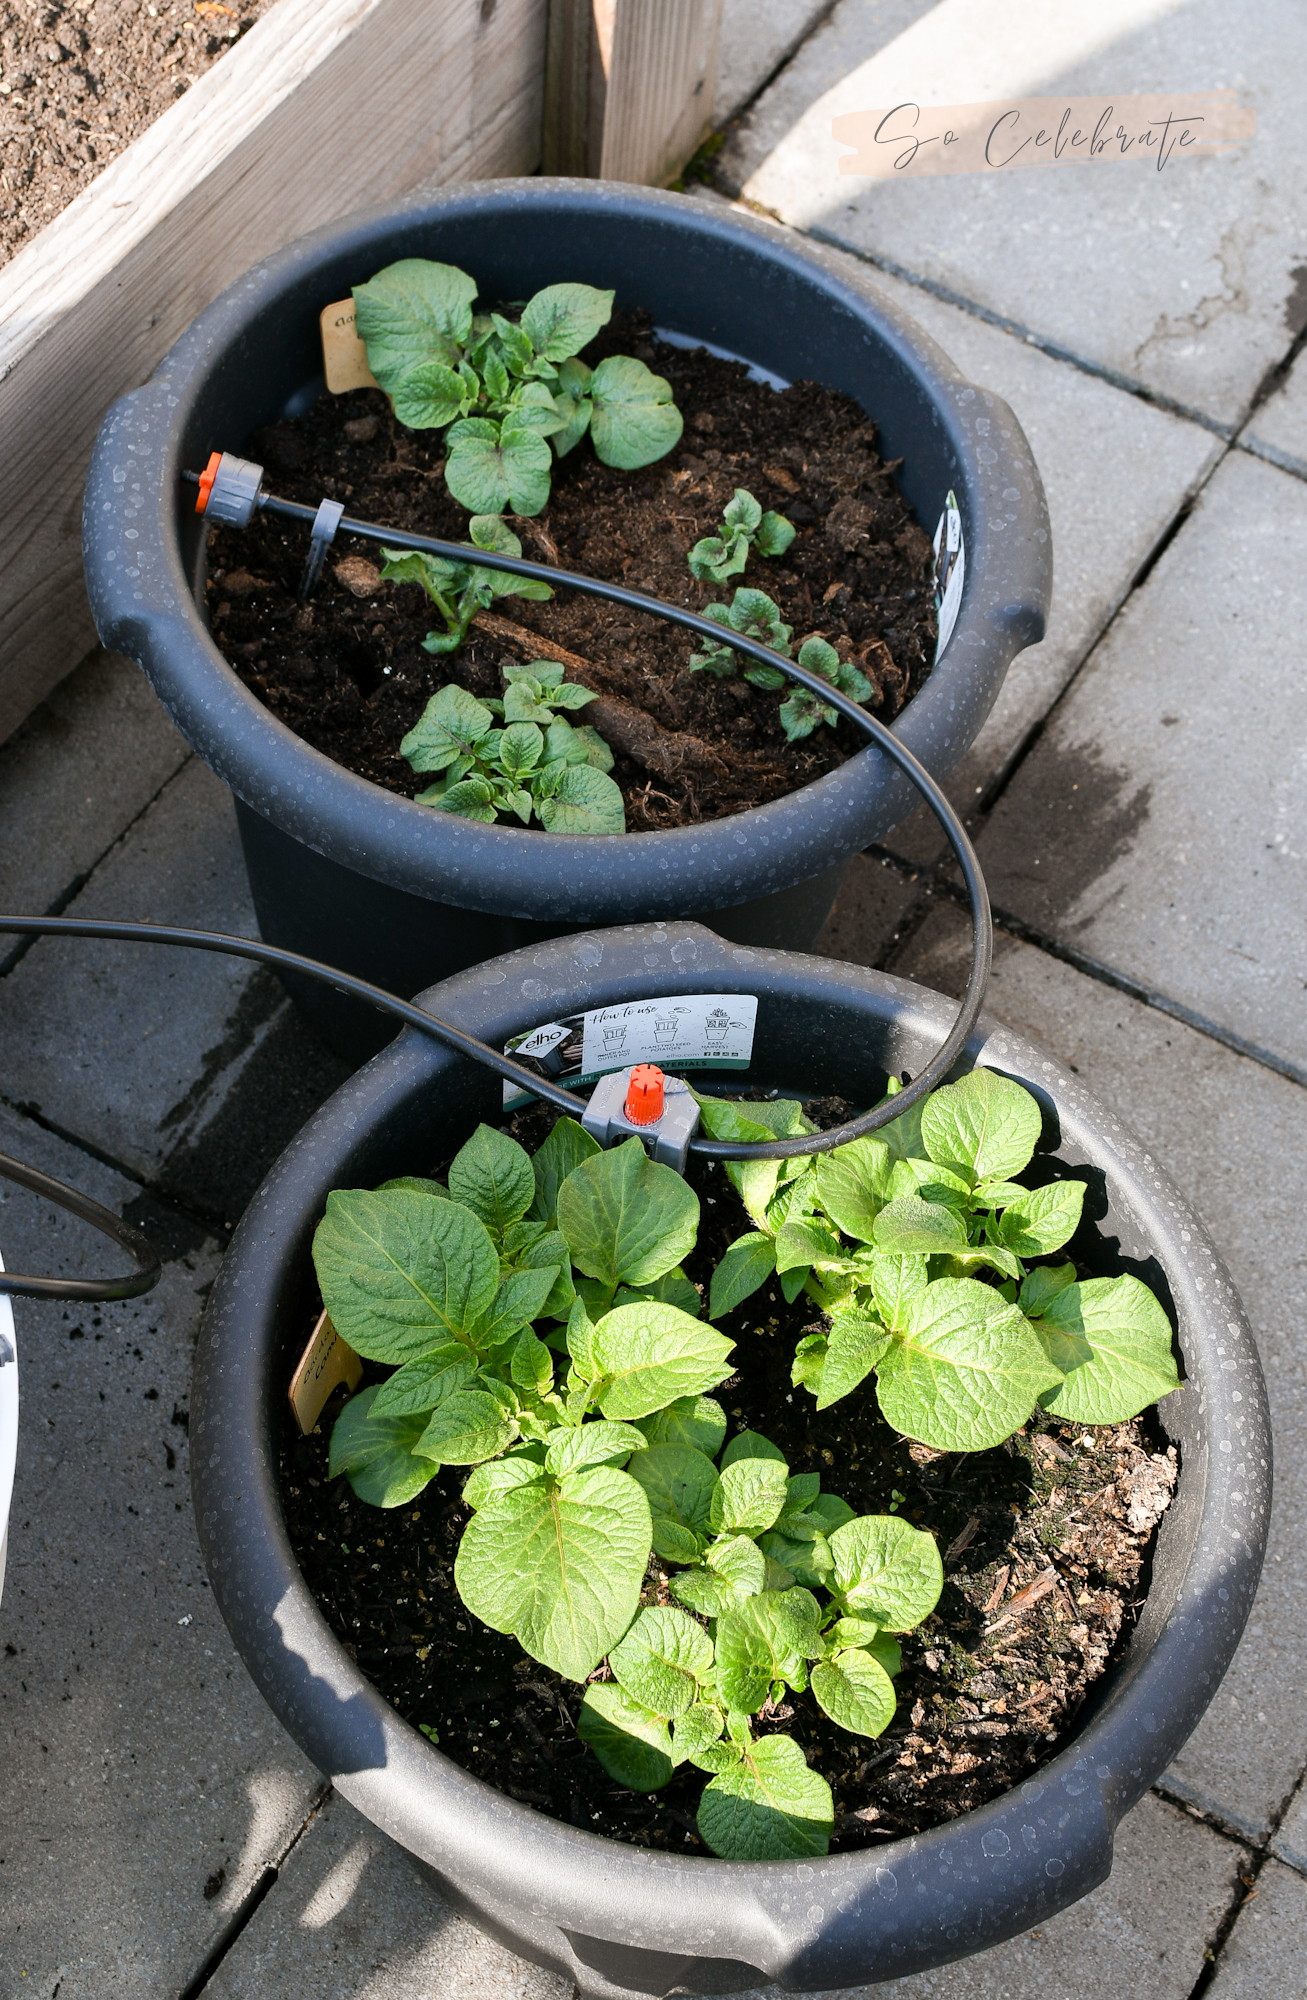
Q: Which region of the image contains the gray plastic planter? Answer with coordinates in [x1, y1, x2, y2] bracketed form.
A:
[192, 924, 1269, 1996]
[83, 180, 1050, 1060]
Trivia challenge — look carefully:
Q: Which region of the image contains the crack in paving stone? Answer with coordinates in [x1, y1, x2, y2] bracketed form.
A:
[177, 1785, 330, 2000]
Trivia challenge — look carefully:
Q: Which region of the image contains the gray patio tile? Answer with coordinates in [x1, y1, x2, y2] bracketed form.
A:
[0, 648, 189, 975]
[1205, 1858, 1307, 1996]
[1241, 349, 1307, 481]
[1269, 1775, 1307, 1876]
[715, 0, 844, 126]
[721, 0, 1305, 428]
[0, 755, 285, 1189]
[0, 1102, 322, 1999]
[203, 1788, 570, 2000]
[894, 916, 1307, 1843]
[813, 851, 928, 967]
[683, 189, 1221, 829]
[776, 1793, 1244, 1998]
[961, 447, 1307, 1078]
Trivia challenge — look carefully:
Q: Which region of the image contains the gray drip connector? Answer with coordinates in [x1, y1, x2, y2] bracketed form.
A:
[200, 452, 265, 528]
[581, 1068, 701, 1173]
[299, 498, 346, 601]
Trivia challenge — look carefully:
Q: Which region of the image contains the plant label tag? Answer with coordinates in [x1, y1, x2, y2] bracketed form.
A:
[320, 299, 379, 395]
[932, 488, 965, 662]
[581, 993, 757, 1078]
[289, 1310, 362, 1435]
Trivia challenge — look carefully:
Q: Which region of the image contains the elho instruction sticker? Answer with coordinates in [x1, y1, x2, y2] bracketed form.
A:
[932, 489, 965, 661]
[504, 993, 758, 1100]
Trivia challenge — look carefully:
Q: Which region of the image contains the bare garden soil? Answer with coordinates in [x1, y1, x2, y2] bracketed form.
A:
[0, 0, 275, 266]
[279, 1095, 1178, 1857]
[206, 311, 940, 832]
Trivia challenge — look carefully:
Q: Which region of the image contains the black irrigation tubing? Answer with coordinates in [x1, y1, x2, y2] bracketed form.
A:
[0, 1149, 161, 1303]
[188, 475, 994, 1158]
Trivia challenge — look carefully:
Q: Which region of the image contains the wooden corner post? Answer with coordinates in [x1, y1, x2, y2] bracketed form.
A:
[543, 0, 722, 186]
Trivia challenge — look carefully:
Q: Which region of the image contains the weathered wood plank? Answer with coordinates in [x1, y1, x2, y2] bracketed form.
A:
[0, 0, 548, 745]
[542, 0, 720, 186]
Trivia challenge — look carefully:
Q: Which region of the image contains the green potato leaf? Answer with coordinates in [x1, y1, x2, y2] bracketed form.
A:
[627, 1443, 719, 1537]
[920, 1068, 1044, 1186]
[377, 1176, 449, 1200]
[616, 1266, 701, 1318]
[353, 258, 478, 388]
[416, 1388, 518, 1465]
[327, 1386, 436, 1508]
[509, 1327, 555, 1395]
[536, 762, 626, 835]
[577, 1682, 674, 1791]
[755, 510, 797, 557]
[544, 1420, 647, 1478]
[1029, 1274, 1180, 1424]
[871, 1196, 969, 1257]
[610, 1604, 713, 1717]
[715, 1589, 823, 1711]
[589, 354, 683, 469]
[814, 1314, 891, 1410]
[995, 1179, 1087, 1257]
[590, 1301, 734, 1422]
[652, 1519, 703, 1564]
[481, 1263, 561, 1345]
[312, 1189, 500, 1364]
[827, 1515, 944, 1630]
[448, 1123, 536, 1236]
[875, 1277, 1063, 1453]
[810, 1649, 898, 1738]
[885, 1156, 974, 1209]
[869, 1252, 929, 1330]
[697, 1733, 833, 1860]
[462, 1452, 547, 1511]
[557, 1138, 699, 1290]
[812, 1135, 894, 1241]
[709, 1455, 790, 1535]
[399, 683, 496, 773]
[369, 1347, 476, 1419]
[389, 359, 474, 430]
[454, 1462, 651, 1680]
[444, 416, 554, 516]
[673, 1700, 728, 1770]
[1018, 1262, 1077, 1317]
[774, 1216, 843, 1273]
[528, 1116, 600, 1226]
[520, 281, 614, 361]
[636, 1395, 727, 1456]
[708, 1232, 777, 1319]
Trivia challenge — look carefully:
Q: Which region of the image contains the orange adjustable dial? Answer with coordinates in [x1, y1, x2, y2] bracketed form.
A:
[624, 1064, 665, 1125]
[195, 451, 223, 514]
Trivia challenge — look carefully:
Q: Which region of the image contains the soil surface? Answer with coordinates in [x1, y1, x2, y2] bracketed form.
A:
[206, 310, 940, 832]
[0, 0, 274, 267]
[279, 1096, 1179, 1857]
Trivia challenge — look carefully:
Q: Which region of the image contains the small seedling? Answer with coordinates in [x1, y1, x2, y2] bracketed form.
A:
[381, 516, 553, 654]
[703, 1068, 1180, 1453]
[687, 487, 795, 584]
[688, 587, 872, 742]
[353, 259, 683, 516]
[400, 661, 624, 834]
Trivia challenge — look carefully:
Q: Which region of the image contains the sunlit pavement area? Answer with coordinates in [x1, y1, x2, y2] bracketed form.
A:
[3, 1, 1306, 1992]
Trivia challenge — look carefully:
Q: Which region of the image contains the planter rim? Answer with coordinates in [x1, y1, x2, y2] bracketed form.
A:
[192, 924, 1269, 1994]
[84, 178, 1051, 925]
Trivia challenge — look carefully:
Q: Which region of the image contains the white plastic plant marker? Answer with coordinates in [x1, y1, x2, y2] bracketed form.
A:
[0, 1251, 18, 1609]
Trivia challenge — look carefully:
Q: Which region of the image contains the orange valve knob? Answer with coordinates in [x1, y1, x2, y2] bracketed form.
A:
[624, 1064, 665, 1126]
[195, 451, 223, 514]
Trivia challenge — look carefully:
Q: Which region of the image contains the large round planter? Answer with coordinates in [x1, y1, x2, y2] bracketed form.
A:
[193, 923, 1269, 1995]
[84, 180, 1051, 1063]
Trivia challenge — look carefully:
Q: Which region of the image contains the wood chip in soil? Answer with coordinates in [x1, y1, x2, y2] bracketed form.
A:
[206, 309, 940, 833]
[278, 1096, 1179, 1857]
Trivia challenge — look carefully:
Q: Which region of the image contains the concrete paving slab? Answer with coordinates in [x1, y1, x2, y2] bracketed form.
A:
[961, 447, 1307, 1079]
[1242, 349, 1307, 482]
[1269, 1775, 1307, 1876]
[0, 648, 189, 976]
[893, 915, 1307, 1842]
[715, 0, 839, 126]
[0, 756, 289, 1191]
[0, 1101, 323, 1999]
[203, 1787, 570, 2000]
[683, 188, 1221, 835]
[814, 850, 929, 967]
[1205, 1857, 1307, 1997]
[721, 0, 1306, 428]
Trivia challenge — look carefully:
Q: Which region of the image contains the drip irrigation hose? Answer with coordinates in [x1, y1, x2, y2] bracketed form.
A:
[0, 472, 993, 1297]
[0, 1151, 161, 1303]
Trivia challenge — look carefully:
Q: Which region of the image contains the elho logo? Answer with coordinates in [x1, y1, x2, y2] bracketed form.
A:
[832, 90, 1254, 179]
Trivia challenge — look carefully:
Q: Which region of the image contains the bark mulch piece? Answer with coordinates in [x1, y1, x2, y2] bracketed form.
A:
[0, 0, 275, 267]
[206, 310, 940, 832]
[279, 1096, 1178, 1857]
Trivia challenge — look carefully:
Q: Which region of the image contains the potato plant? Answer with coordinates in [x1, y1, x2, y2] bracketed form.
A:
[687, 486, 795, 584]
[687, 586, 873, 743]
[352, 259, 683, 516]
[311, 1067, 1178, 1860]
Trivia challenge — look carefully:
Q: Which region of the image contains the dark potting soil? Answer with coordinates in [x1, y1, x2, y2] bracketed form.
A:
[278, 1097, 1179, 1858]
[205, 310, 940, 832]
